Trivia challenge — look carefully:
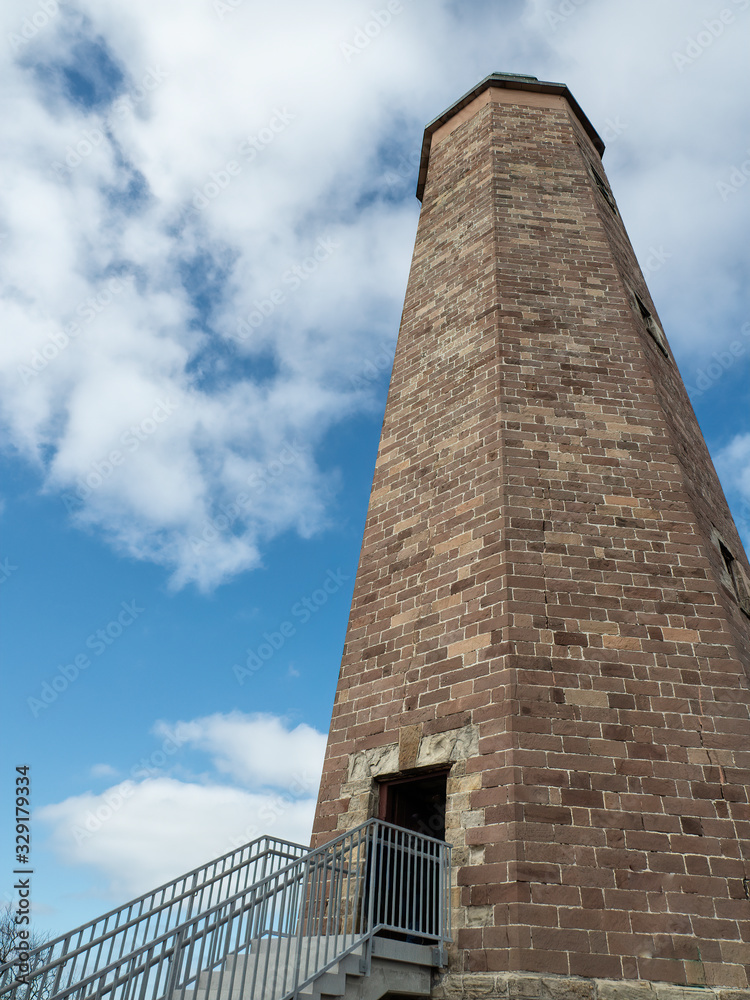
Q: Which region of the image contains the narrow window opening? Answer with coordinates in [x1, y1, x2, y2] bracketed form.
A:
[713, 530, 750, 618]
[589, 163, 618, 215]
[719, 540, 735, 577]
[631, 290, 669, 358]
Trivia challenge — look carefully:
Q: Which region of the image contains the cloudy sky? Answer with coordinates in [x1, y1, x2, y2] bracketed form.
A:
[1, 0, 749, 939]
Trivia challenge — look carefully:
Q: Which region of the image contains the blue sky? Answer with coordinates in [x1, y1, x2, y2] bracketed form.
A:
[1, 0, 749, 939]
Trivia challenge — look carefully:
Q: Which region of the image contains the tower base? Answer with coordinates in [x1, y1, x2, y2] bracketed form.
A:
[432, 971, 750, 1000]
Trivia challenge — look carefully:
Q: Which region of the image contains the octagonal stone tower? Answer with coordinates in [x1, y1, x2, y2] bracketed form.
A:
[312, 74, 750, 993]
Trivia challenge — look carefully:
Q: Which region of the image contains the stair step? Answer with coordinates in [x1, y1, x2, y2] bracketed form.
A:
[338, 952, 365, 976]
[185, 939, 368, 1000]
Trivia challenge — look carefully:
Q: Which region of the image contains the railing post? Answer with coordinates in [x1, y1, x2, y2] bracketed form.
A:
[184, 872, 199, 923]
[291, 854, 312, 999]
[163, 926, 185, 1000]
[360, 821, 379, 975]
[257, 839, 270, 937]
[365, 821, 378, 936]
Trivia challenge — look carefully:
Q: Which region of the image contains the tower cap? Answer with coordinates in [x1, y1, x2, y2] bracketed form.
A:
[416, 73, 605, 201]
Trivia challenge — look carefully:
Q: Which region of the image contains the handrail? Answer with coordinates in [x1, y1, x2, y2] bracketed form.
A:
[3, 820, 450, 1000]
[41, 867, 307, 1000]
[0, 835, 307, 999]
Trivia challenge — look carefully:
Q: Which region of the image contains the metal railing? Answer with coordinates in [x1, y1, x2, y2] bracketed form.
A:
[2, 820, 450, 1000]
[0, 836, 308, 1000]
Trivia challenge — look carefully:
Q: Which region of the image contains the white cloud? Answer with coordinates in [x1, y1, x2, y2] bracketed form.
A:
[38, 777, 317, 897]
[718, 433, 750, 489]
[161, 712, 326, 789]
[0, 0, 426, 591]
[1, 0, 748, 591]
[38, 712, 326, 897]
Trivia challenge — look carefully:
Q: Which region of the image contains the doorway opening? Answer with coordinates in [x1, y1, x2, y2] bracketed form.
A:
[369, 770, 449, 941]
[378, 770, 448, 840]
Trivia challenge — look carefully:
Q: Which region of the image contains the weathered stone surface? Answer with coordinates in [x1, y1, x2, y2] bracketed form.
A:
[432, 973, 502, 998]
[348, 744, 399, 782]
[418, 725, 480, 767]
[506, 974, 547, 998]
[399, 723, 422, 769]
[654, 988, 710, 1000]
[464, 905, 493, 928]
[597, 983, 654, 1000]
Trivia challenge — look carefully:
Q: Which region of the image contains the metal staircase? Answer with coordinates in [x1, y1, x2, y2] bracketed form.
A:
[1, 821, 450, 1000]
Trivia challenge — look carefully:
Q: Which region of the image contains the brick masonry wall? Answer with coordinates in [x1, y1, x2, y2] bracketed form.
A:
[311, 85, 750, 989]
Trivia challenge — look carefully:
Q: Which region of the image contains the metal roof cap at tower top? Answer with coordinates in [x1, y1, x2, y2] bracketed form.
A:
[416, 72, 606, 201]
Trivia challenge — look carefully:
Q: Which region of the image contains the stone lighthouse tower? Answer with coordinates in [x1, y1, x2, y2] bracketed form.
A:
[312, 74, 750, 993]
